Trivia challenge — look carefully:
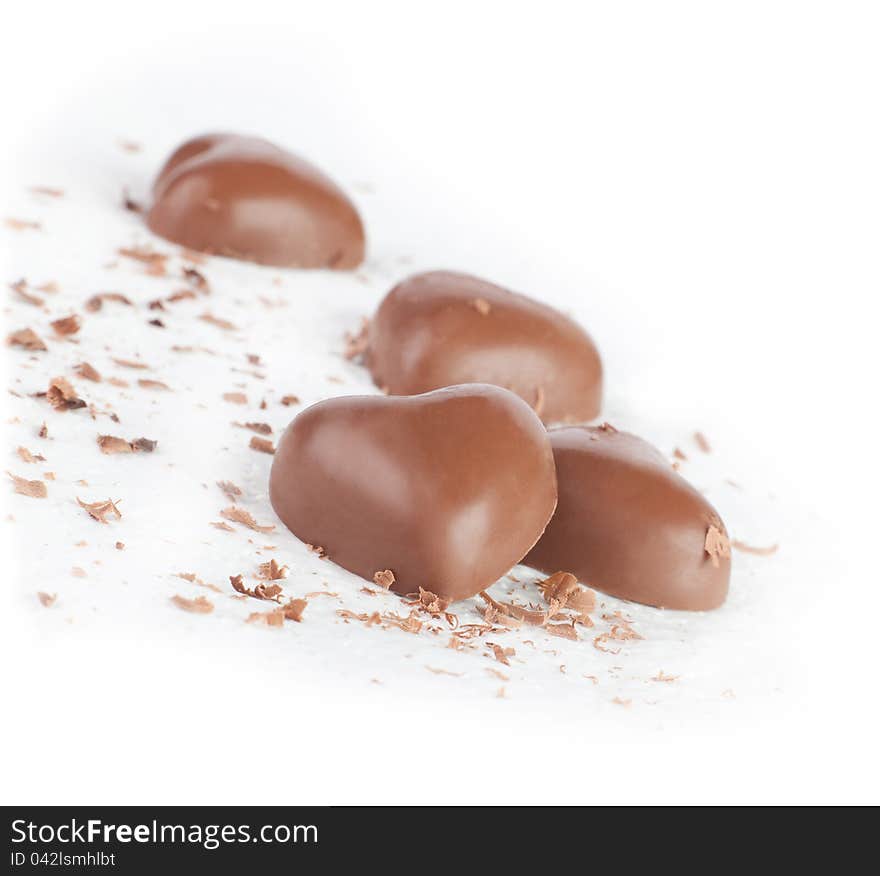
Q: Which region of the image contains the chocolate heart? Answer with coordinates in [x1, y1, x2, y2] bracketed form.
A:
[269, 384, 558, 602]
[147, 133, 365, 269]
[364, 271, 603, 424]
[525, 424, 731, 610]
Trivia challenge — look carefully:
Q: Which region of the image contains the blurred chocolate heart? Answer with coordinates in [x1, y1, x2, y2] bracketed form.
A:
[148, 133, 365, 269]
[365, 271, 602, 424]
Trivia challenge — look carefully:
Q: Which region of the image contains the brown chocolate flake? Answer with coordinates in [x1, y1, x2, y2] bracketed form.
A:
[651, 671, 679, 683]
[97, 435, 132, 454]
[118, 140, 142, 153]
[704, 525, 731, 568]
[220, 505, 275, 533]
[306, 544, 327, 558]
[112, 357, 150, 370]
[612, 697, 632, 707]
[37, 422, 48, 438]
[50, 314, 81, 336]
[7, 471, 47, 498]
[246, 608, 285, 627]
[5, 218, 42, 231]
[170, 594, 214, 614]
[280, 395, 300, 406]
[210, 521, 235, 532]
[485, 667, 509, 682]
[732, 540, 779, 557]
[673, 447, 688, 461]
[85, 292, 133, 312]
[75, 362, 102, 382]
[115, 542, 125, 550]
[37, 591, 57, 607]
[46, 377, 86, 411]
[118, 246, 168, 275]
[76, 497, 121, 524]
[471, 297, 491, 316]
[97, 435, 157, 454]
[30, 186, 65, 198]
[491, 644, 512, 666]
[166, 289, 196, 304]
[10, 279, 44, 306]
[694, 431, 711, 453]
[222, 392, 247, 405]
[16, 447, 45, 464]
[182, 267, 210, 293]
[7, 328, 47, 351]
[137, 378, 171, 391]
[281, 598, 307, 622]
[176, 572, 224, 593]
[199, 312, 237, 331]
[257, 559, 289, 581]
[234, 421, 272, 435]
[546, 621, 579, 641]
[426, 667, 463, 677]
[415, 586, 451, 615]
[217, 480, 242, 501]
[373, 569, 395, 590]
[343, 318, 370, 360]
[537, 571, 597, 615]
[249, 436, 275, 455]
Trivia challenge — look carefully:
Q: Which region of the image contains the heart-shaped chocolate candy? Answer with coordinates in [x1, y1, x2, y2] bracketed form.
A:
[269, 384, 558, 602]
[525, 424, 731, 610]
[147, 133, 365, 269]
[364, 271, 602, 424]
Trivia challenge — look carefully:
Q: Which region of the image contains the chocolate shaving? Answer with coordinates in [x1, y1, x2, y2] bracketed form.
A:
[7, 471, 47, 498]
[37, 591, 57, 607]
[76, 496, 121, 523]
[75, 362, 102, 382]
[249, 436, 275, 454]
[30, 186, 64, 198]
[85, 292, 133, 312]
[7, 328, 47, 351]
[257, 559, 289, 581]
[5, 218, 41, 231]
[118, 246, 168, 275]
[10, 279, 44, 306]
[280, 395, 300, 406]
[182, 267, 210, 293]
[97, 435, 157, 454]
[200, 312, 237, 331]
[217, 480, 242, 501]
[175, 572, 222, 593]
[137, 378, 171, 391]
[50, 314, 81, 336]
[222, 392, 248, 405]
[220, 505, 275, 533]
[694, 431, 711, 453]
[16, 447, 45, 464]
[234, 421, 272, 435]
[704, 525, 731, 568]
[170, 594, 214, 614]
[546, 621, 579, 640]
[112, 357, 150, 370]
[537, 571, 597, 615]
[732, 540, 778, 556]
[373, 569, 395, 590]
[46, 377, 86, 411]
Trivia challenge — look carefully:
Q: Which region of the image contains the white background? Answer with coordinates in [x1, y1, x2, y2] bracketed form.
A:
[1, 0, 878, 804]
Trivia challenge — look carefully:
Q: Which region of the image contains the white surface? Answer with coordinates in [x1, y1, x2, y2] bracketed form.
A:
[1, 0, 878, 805]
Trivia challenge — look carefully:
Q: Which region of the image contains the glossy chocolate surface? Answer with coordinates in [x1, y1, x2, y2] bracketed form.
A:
[365, 271, 602, 424]
[269, 384, 557, 602]
[147, 133, 365, 269]
[525, 425, 730, 610]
